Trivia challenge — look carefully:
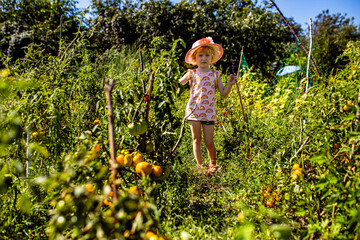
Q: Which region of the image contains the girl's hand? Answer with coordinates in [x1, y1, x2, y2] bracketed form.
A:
[179, 71, 191, 85]
[229, 74, 237, 86]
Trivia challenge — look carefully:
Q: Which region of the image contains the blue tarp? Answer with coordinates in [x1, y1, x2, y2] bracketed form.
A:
[276, 66, 301, 76]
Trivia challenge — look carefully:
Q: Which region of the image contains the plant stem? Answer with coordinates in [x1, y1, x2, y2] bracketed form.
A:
[164, 103, 198, 166]
[290, 136, 310, 163]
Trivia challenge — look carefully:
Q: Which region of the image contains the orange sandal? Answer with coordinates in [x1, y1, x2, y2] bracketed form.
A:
[206, 164, 219, 177]
[197, 164, 208, 174]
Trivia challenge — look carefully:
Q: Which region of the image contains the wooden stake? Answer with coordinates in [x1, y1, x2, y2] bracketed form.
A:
[105, 78, 118, 201]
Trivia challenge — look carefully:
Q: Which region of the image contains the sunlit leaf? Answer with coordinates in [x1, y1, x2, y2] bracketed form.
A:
[310, 154, 328, 164]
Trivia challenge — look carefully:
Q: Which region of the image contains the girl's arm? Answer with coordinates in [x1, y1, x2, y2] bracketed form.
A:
[217, 74, 237, 97]
[179, 71, 191, 85]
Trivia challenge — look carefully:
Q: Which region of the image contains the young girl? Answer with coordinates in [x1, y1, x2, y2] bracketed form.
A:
[179, 37, 237, 175]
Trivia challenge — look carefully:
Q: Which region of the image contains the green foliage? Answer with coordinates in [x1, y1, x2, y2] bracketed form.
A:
[40, 147, 160, 240]
[0, 0, 81, 60]
[0, 16, 360, 239]
[0, 31, 182, 239]
[312, 10, 360, 74]
[215, 41, 360, 239]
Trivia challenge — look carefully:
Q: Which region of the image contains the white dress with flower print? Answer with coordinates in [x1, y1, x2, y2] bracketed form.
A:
[186, 69, 217, 121]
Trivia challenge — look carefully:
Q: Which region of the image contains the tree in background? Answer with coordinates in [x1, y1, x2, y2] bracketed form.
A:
[0, 0, 302, 73]
[0, 0, 81, 60]
[92, 0, 300, 73]
[3, 0, 359, 75]
[311, 10, 360, 74]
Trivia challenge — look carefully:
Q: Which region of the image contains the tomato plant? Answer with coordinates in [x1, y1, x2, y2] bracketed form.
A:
[1, 28, 359, 239]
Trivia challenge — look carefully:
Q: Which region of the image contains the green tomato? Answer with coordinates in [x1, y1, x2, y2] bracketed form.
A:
[128, 122, 140, 136]
[145, 142, 154, 152]
[137, 120, 149, 135]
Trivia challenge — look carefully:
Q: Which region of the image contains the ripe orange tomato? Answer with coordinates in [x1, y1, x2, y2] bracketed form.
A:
[152, 165, 163, 177]
[116, 154, 125, 165]
[123, 230, 131, 237]
[128, 186, 138, 194]
[31, 131, 38, 139]
[347, 100, 354, 106]
[292, 174, 299, 181]
[103, 199, 112, 206]
[266, 198, 275, 207]
[124, 154, 133, 167]
[85, 184, 94, 192]
[133, 153, 144, 167]
[343, 105, 351, 112]
[145, 231, 157, 239]
[94, 144, 101, 153]
[293, 169, 302, 176]
[136, 162, 153, 176]
[293, 164, 300, 170]
[128, 186, 142, 197]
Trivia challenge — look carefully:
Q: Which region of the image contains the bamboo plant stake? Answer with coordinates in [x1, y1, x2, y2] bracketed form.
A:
[105, 78, 118, 201]
[26, 127, 31, 182]
[295, 19, 314, 160]
[139, 46, 146, 94]
[235, 47, 249, 131]
[350, 88, 360, 160]
[59, 15, 63, 42]
[306, 18, 313, 93]
[301, 18, 313, 145]
[140, 72, 155, 153]
[269, 0, 321, 77]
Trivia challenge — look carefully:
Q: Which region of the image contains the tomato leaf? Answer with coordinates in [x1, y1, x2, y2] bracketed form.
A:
[310, 154, 328, 164]
[343, 114, 356, 120]
[295, 209, 307, 216]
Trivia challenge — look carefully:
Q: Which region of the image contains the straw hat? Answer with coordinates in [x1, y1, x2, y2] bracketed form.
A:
[185, 37, 223, 65]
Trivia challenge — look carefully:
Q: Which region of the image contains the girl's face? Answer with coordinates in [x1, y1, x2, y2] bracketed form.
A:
[195, 49, 212, 69]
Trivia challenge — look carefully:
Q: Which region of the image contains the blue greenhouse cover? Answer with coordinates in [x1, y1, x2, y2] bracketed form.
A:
[276, 66, 301, 76]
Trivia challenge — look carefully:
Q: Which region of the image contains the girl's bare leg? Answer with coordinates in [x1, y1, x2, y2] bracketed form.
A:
[188, 121, 203, 166]
[203, 124, 216, 166]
